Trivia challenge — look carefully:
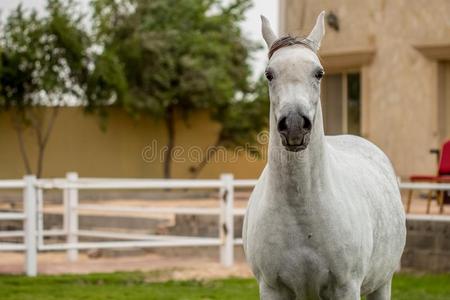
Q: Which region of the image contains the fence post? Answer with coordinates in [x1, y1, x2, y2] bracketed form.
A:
[65, 172, 79, 262]
[219, 173, 234, 267]
[23, 175, 37, 277]
[36, 187, 44, 248]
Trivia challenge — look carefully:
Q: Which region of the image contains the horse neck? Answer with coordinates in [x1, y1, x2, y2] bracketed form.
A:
[267, 100, 330, 194]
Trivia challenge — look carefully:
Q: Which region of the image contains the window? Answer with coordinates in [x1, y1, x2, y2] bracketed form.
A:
[321, 72, 361, 135]
[438, 61, 450, 142]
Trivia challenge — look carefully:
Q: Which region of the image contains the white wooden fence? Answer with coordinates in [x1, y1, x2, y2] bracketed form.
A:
[0, 174, 449, 277]
[0, 173, 256, 276]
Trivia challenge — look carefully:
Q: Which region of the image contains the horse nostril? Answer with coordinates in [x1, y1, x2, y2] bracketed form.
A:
[277, 116, 288, 134]
[302, 116, 312, 131]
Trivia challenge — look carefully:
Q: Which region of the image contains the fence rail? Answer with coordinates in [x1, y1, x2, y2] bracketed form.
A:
[0, 213, 25, 221]
[0, 173, 449, 276]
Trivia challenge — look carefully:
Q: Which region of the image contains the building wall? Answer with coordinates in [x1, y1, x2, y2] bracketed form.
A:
[280, 0, 450, 177]
[0, 108, 266, 179]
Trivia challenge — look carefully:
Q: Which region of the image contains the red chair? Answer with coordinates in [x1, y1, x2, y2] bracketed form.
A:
[407, 140, 450, 214]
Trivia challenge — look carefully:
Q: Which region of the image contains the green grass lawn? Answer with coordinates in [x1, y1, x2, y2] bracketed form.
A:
[0, 272, 449, 300]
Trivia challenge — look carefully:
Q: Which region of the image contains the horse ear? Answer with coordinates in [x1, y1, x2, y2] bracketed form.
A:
[261, 15, 277, 49]
[306, 11, 326, 52]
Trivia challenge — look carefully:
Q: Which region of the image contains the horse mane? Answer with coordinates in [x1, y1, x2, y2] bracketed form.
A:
[268, 35, 316, 59]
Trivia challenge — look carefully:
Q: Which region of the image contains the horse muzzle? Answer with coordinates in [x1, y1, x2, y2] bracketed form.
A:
[277, 112, 312, 152]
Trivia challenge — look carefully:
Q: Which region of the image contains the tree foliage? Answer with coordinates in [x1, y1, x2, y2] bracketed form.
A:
[0, 0, 270, 178]
[93, 0, 267, 178]
[190, 76, 269, 176]
[0, 0, 125, 177]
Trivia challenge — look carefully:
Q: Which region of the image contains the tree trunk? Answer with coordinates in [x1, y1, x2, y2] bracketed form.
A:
[189, 139, 221, 178]
[163, 105, 175, 178]
[35, 107, 59, 178]
[12, 120, 33, 175]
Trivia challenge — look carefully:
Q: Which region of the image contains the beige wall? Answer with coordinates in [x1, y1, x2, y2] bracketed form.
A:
[281, 0, 450, 177]
[0, 108, 266, 179]
[3, 1, 449, 180]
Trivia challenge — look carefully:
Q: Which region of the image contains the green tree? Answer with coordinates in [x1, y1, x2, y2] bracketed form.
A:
[92, 0, 264, 178]
[0, 0, 126, 177]
[190, 76, 269, 177]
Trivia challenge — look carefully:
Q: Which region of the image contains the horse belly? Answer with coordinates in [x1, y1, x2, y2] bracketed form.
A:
[356, 178, 406, 295]
[361, 201, 406, 294]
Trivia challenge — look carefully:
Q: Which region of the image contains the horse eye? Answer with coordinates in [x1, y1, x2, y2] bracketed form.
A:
[315, 70, 324, 80]
[265, 70, 274, 81]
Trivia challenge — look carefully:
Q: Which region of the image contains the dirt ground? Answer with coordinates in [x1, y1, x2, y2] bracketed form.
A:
[0, 251, 253, 280]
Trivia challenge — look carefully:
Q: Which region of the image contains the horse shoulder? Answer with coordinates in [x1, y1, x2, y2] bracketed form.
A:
[325, 135, 397, 184]
[326, 135, 391, 165]
[325, 134, 402, 217]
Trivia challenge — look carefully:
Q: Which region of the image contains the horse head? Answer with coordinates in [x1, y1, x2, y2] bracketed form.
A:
[262, 12, 325, 152]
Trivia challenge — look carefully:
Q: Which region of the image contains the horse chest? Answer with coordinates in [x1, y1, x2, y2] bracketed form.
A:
[249, 230, 336, 297]
[245, 194, 362, 293]
[248, 207, 342, 283]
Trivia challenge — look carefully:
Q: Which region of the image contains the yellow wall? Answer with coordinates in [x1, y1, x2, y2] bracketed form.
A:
[280, 0, 450, 177]
[0, 108, 266, 179]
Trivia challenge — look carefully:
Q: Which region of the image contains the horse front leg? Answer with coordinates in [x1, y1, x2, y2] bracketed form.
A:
[259, 281, 294, 300]
[366, 279, 392, 300]
[319, 280, 361, 300]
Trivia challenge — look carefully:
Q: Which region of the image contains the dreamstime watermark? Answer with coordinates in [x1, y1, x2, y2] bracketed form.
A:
[141, 131, 270, 164]
[141, 130, 311, 166]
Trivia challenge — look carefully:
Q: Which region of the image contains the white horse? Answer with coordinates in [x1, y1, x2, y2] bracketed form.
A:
[243, 12, 406, 300]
